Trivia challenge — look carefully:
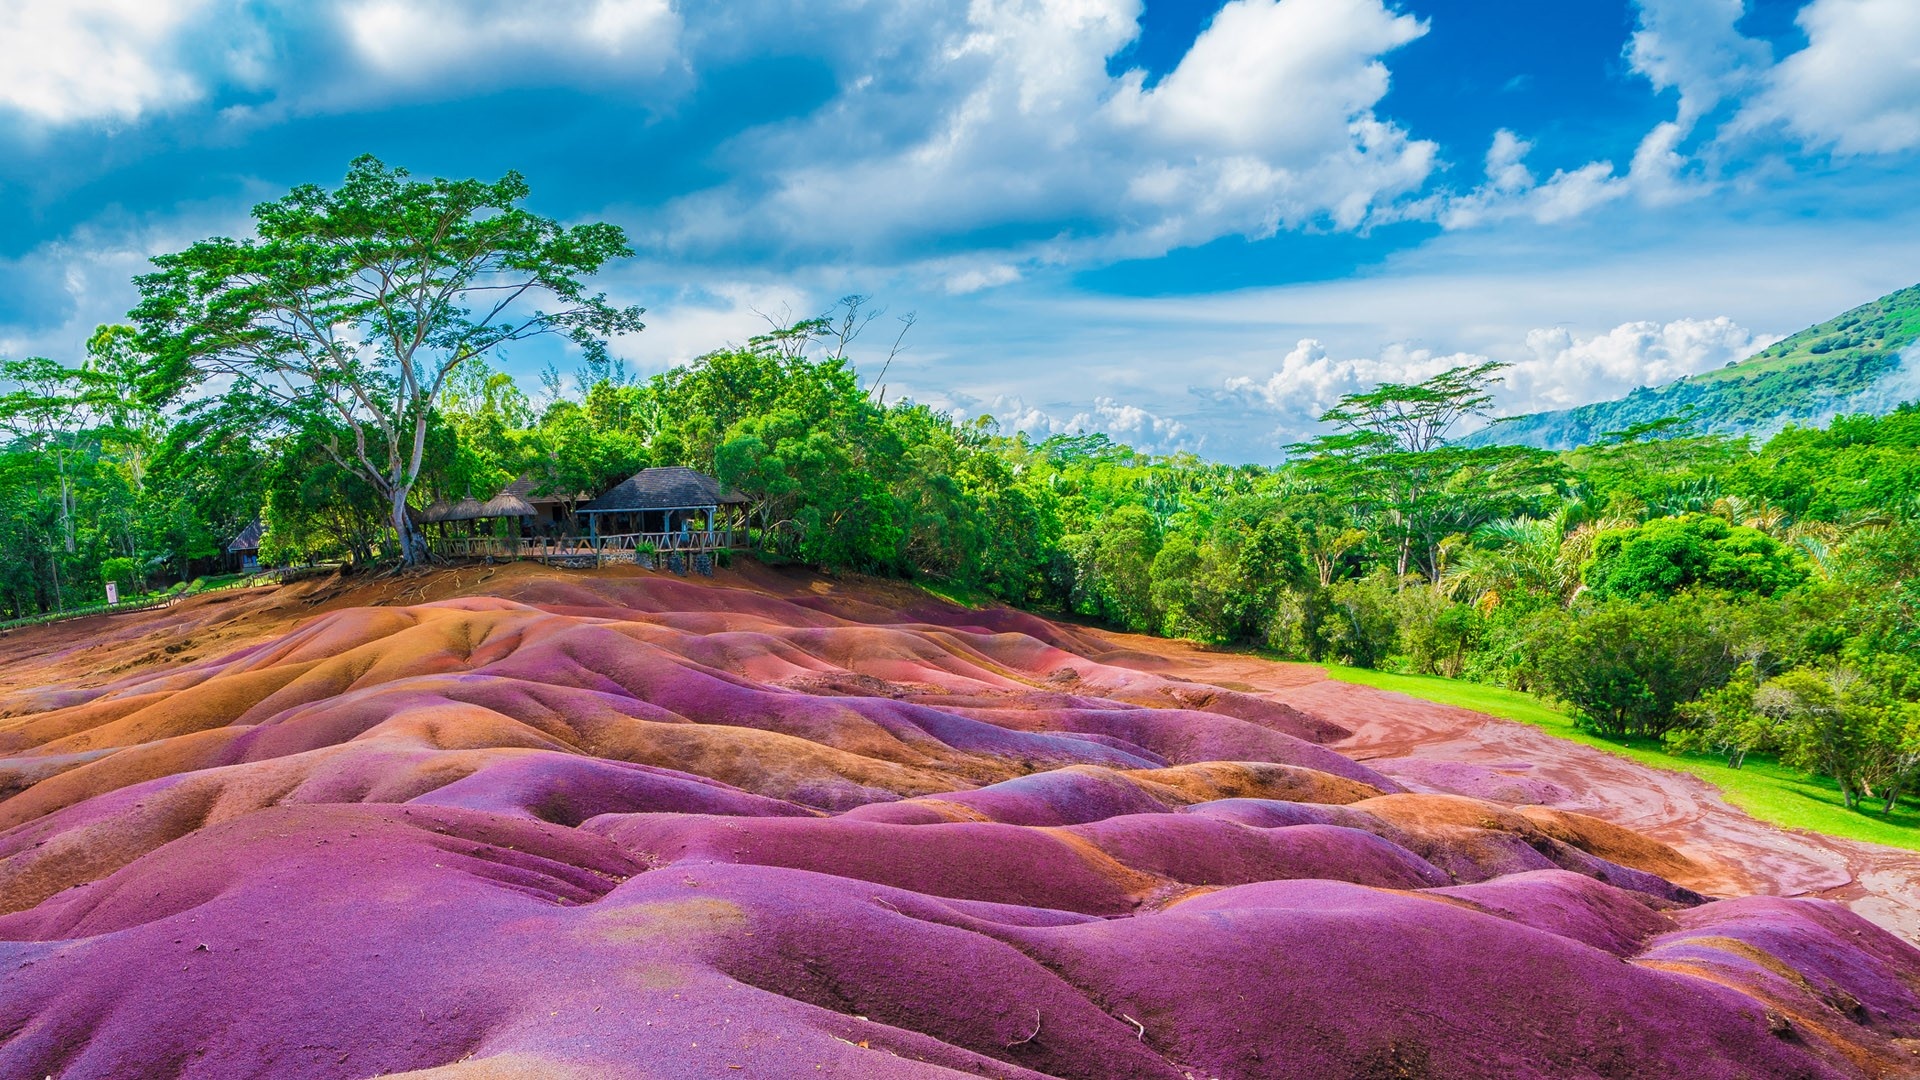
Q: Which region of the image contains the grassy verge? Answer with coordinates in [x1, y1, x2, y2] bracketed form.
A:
[914, 578, 995, 610]
[1323, 664, 1920, 853]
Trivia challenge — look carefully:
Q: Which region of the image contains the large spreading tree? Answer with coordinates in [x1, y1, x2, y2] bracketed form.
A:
[1293, 362, 1564, 582]
[132, 155, 645, 563]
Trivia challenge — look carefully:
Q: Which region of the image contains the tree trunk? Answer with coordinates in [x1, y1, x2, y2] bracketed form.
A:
[391, 487, 425, 566]
[58, 463, 75, 554]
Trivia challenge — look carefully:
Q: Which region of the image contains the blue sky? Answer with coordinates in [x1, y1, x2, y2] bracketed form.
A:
[2, 0, 1917, 462]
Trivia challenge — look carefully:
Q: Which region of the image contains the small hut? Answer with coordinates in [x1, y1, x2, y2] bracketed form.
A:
[499, 474, 588, 531]
[413, 490, 538, 531]
[228, 521, 263, 572]
[412, 485, 539, 561]
[577, 466, 751, 550]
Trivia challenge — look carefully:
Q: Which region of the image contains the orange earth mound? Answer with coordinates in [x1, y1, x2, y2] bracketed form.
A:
[1, 562, 1918, 1079]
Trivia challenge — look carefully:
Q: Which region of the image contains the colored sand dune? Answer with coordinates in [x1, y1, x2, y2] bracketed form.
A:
[3, 569, 1919, 1078]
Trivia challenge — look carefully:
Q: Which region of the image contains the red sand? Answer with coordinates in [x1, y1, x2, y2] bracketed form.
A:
[1, 563, 1917, 1079]
[1090, 630, 1920, 939]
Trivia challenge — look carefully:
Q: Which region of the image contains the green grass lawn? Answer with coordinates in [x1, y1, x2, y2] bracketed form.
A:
[1322, 664, 1920, 853]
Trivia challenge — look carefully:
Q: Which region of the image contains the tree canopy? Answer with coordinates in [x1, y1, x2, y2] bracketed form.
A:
[131, 155, 644, 563]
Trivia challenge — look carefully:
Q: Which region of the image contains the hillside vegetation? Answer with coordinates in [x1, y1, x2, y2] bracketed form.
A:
[1476, 283, 1920, 450]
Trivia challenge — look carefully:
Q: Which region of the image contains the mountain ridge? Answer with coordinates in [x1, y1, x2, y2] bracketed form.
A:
[1468, 283, 1920, 450]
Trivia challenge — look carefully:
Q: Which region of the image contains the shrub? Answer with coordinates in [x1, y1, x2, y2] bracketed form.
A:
[101, 557, 141, 592]
[1667, 667, 1773, 767]
[1324, 572, 1399, 669]
[1263, 586, 1332, 660]
[1395, 589, 1481, 677]
[1524, 593, 1741, 737]
[1584, 514, 1809, 599]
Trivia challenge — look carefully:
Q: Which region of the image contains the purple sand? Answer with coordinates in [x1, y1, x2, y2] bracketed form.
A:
[2, 579, 1918, 1079]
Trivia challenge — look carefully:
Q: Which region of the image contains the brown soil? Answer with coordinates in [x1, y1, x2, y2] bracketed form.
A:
[5, 562, 1917, 940]
[1090, 628, 1920, 941]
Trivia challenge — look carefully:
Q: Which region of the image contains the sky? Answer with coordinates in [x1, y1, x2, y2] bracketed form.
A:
[1, 0, 1917, 462]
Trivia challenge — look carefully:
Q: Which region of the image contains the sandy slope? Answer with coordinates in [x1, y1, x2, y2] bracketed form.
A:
[0, 564, 1916, 1079]
[1097, 632, 1920, 941]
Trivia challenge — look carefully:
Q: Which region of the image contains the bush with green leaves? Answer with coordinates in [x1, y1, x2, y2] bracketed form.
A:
[100, 556, 141, 592]
[1324, 572, 1399, 669]
[1583, 513, 1809, 599]
[1666, 666, 1774, 767]
[1523, 593, 1742, 737]
[1394, 588, 1482, 677]
[1747, 667, 1920, 812]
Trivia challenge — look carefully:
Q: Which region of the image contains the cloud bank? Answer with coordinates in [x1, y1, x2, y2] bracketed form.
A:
[1222, 317, 1781, 445]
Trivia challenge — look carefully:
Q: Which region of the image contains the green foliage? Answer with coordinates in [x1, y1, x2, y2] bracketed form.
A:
[100, 557, 141, 590]
[132, 155, 644, 563]
[1523, 594, 1743, 737]
[1324, 572, 1400, 669]
[1583, 513, 1809, 599]
[1667, 666, 1772, 767]
[1293, 361, 1565, 581]
[1077, 504, 1160, 631]
[1736, 666, 1920, 813]
[1394, 588, 1482, 678]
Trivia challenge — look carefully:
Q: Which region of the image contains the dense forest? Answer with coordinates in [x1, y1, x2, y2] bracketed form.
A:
[4, 159, 1919, 816]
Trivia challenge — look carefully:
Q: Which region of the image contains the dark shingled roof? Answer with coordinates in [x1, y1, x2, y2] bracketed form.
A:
[228, 521, 263, 553]
[580, 466, 749, 513]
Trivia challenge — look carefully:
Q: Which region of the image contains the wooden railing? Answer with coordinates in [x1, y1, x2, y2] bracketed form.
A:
[430, 530, 744, 563]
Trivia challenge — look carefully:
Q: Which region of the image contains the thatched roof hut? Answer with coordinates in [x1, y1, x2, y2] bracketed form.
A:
[412, 492, 538, 525]
[579, 467, 749, 515]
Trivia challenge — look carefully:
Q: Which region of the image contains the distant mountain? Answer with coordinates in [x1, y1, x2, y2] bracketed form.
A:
[1468, 283, 1920, 450]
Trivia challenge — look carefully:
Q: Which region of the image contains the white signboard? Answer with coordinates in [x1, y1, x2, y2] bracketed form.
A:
[106, 582, 120, 606]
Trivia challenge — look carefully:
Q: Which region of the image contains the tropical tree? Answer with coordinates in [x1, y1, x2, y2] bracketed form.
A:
[0, 356, 99, 556]
[1294, 362, 1563, 582]
[131, 155, 646, 563]
[1583, 513, 1811, 599]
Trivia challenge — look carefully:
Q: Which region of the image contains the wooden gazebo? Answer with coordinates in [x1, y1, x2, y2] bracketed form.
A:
[577, 466, 751, 553]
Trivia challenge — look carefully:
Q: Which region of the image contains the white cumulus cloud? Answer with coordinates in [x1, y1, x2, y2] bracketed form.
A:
[1742, 0, 1920, 154]
[1501, 317, 1778, 413]
[339, 0, 679, 80]
[0, 0, 210, 123]
[1223, 338, 1484, 429]
[660, 0, 1437, 271]
[1221, 316, 1778, 443]
[1626, 0, 1770, 129]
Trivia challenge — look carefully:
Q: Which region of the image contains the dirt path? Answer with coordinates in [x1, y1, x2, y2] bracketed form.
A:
[1095, 631, 1920, 941]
